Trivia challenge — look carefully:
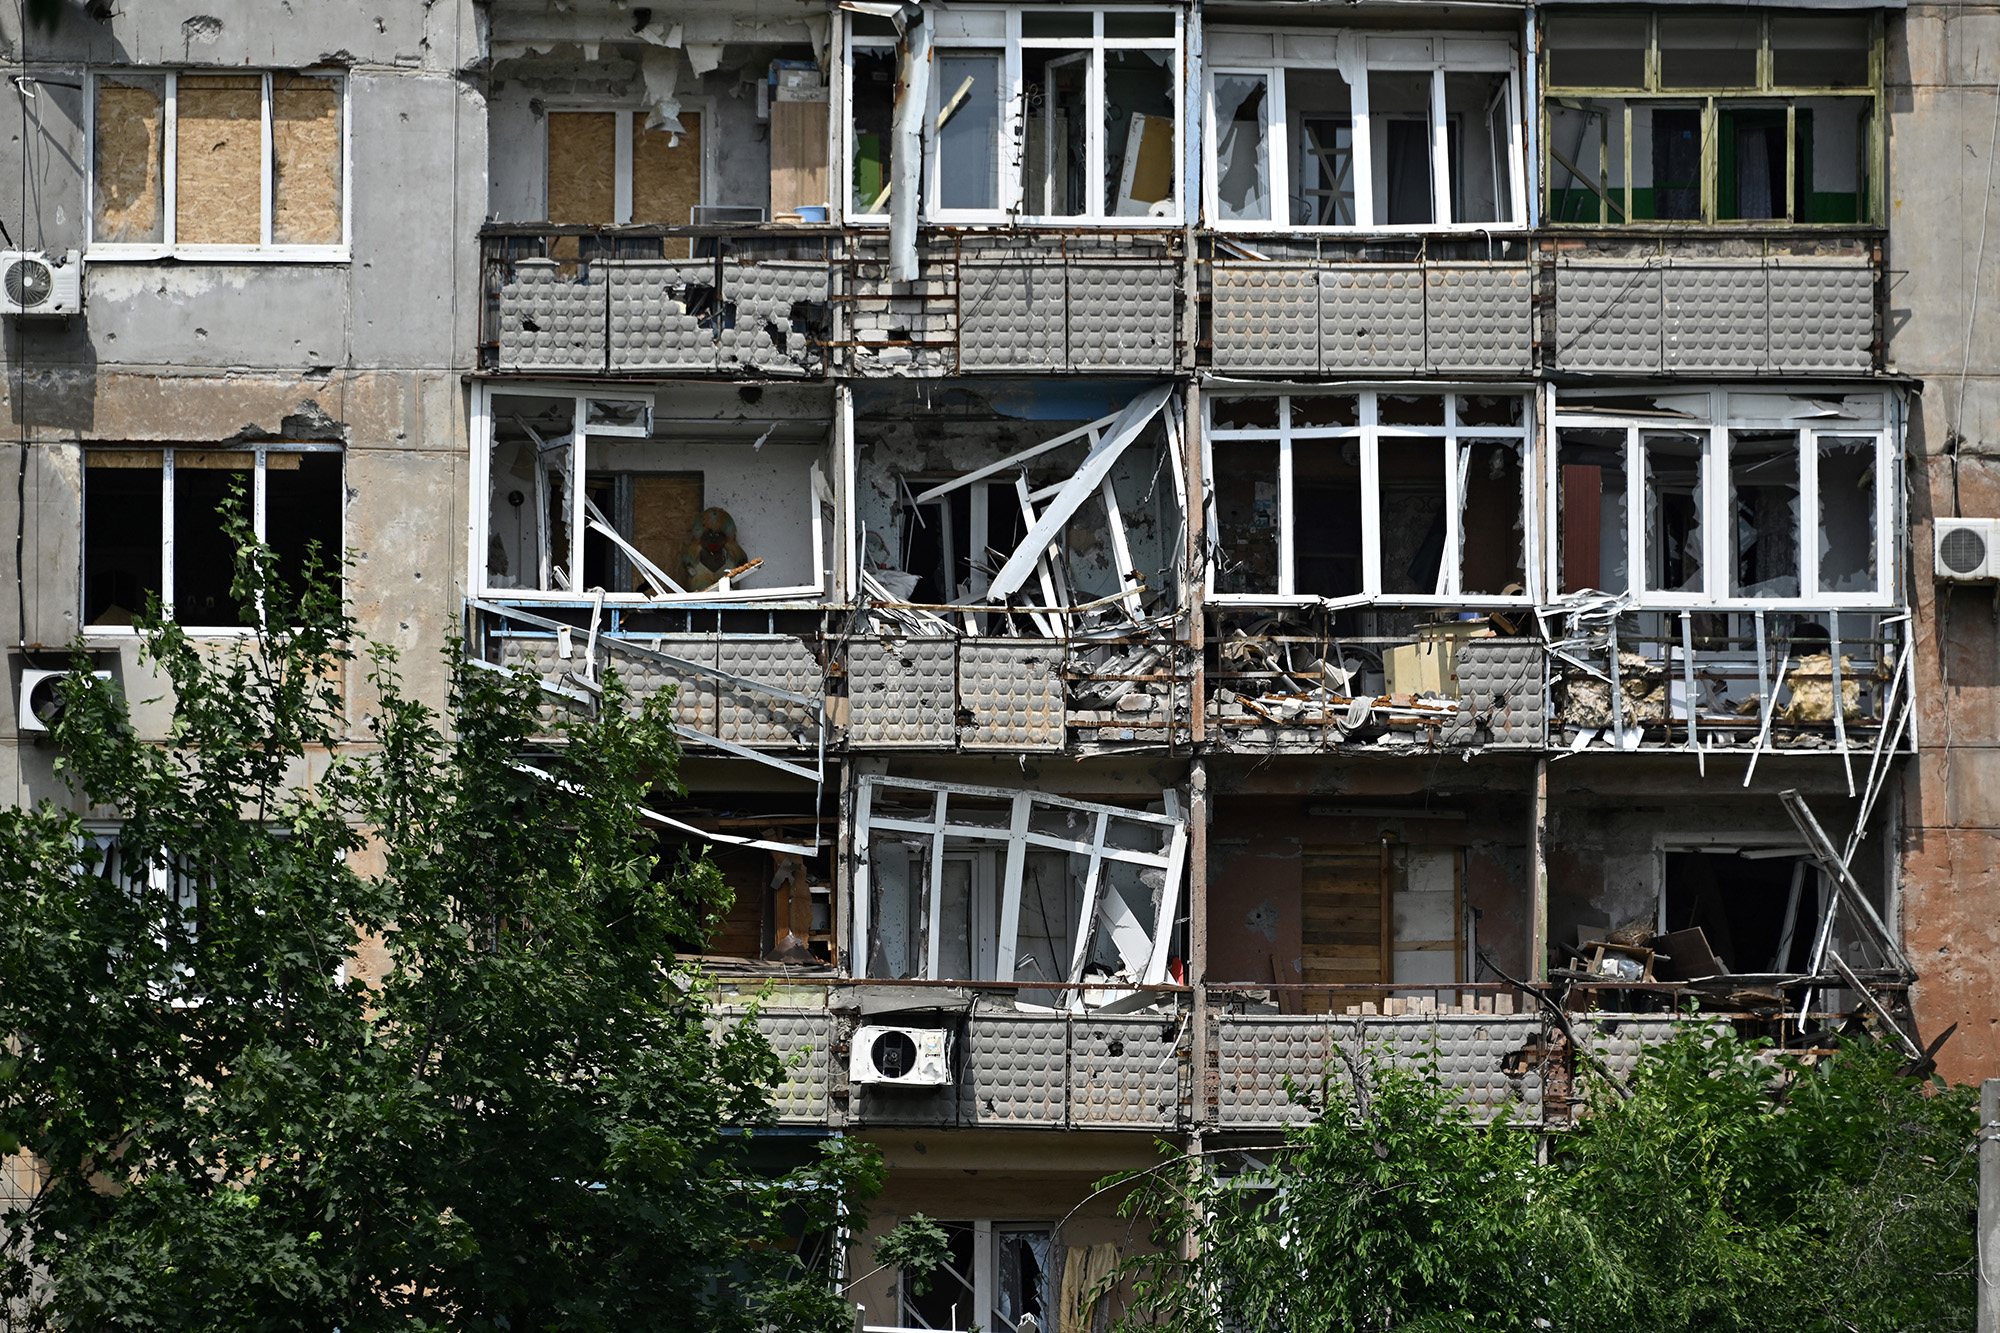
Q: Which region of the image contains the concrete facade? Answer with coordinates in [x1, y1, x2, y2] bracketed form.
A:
[1, 0, 1994, 1325]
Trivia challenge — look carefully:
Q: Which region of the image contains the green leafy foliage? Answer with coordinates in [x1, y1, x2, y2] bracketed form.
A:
[0, 499, 878, 1332]
[1110, 1028, 1977, 1333]
[872, 1213, 956, 1296]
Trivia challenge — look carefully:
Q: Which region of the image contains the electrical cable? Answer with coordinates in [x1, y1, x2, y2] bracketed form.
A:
[1951, 79, 2000, 519]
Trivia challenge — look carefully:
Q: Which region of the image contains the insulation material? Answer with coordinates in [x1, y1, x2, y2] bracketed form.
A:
[271, 75, 342, 245]
[1779, 653, 1863, 723]
[632, 112, 702, 257]
[175, 75, 262, 245]
[1563, 651, 1669, 728]
[546, 112, 616, 223]
[93, 76, 165, 244]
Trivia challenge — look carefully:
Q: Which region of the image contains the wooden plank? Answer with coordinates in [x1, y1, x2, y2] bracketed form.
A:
[1301, 841, 1387, 989]
[770, 100, 830, 221]
[548, 111, 616, 223]
[633, 111, 704, 256]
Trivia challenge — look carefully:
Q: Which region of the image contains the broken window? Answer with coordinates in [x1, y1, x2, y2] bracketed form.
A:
[480, 387, 833, 603]
[854, 777, 1187, 1010]
[90, 70, 346, 254]
[1205, 390, 1530, 606]
[861, 5, 1181, 224]
[1203, 29, 1522, 229]
[1543, 13, 1878, 225]
[1551, 390, 1894, 607]
[83, 446, 343, 629]
[545, 107, 706, 230]
[896, 1221, 1053, 1333]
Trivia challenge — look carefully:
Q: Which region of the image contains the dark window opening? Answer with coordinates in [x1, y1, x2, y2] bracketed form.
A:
[84, 454, 164, 627]
[1665, 851, 1820, 975]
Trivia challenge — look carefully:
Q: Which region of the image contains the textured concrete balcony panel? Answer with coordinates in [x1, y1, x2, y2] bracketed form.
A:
[846, 638, 956, 747]
[1209, 261, 1532, 375]
[497, 261, 604, 372]
[1556, 258, 1875, 374]
[1213, 1013, 1544, 1129]
[958, 642, 1065, 751]
[959, 258, 1066, 371]
[720, 1008, 836, 1125]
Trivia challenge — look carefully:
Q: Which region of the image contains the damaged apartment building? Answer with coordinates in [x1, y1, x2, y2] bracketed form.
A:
[4, 0, 1999, 1327]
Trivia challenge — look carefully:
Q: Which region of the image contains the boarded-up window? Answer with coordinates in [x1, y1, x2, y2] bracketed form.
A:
[272, 75, 342, 244]
[93, 76, 165, 243]
[1300, 845, 1387, 1013]
[546, 111, 618, 223]
[90, 70, 345, 250]
[633, 113, 703, 258]
[175, 75, 262, 245]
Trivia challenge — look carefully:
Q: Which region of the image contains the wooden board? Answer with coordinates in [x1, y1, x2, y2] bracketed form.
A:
[1300, 846, 1387, 1014]
[633, 111, 702, 257]
[93, 77, 165, 243]
[546, 111, 616, 224]
[175, 74, 262, 245]
[272, 75, 342, 244]
[770, 100, 830, 221]
[633, 474, 703, 585]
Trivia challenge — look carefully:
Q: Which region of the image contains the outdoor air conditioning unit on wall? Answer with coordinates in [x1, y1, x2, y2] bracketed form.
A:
[849, 1025, 954, 1087]
[0, 250, 81, 317]
[18, 669, 112, 733]
[1934, 518, 2000, 581]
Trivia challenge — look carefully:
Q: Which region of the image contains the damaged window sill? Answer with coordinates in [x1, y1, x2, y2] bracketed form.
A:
[85, 247, 352, 265]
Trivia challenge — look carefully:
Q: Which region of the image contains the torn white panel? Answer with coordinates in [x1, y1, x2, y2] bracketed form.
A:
[641, 47, 686, 135]
[889, 14, 930, 282]
[986, 384, 1174, 602]
[684, 42, 725, 75]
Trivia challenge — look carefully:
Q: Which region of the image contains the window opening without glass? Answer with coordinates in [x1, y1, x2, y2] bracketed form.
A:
[1206, 390, 1532, 605]
[1205, 30, 1522, 230]
[83, 446, 343, 629]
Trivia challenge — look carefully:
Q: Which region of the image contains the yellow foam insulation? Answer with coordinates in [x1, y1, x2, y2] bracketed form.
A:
[93, 78, 165, 244]
[632, 112, 702, 257]
[175, 75, 263, 245]
[272, 75, 342, 245]
[87, 449, 164, 469]
[634, 474, 703, 578]
[546, 112, 616, 224]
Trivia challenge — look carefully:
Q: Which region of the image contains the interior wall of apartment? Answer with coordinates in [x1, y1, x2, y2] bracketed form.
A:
[486, 47, 795, 222]
[1886, 2, 2000, 1081]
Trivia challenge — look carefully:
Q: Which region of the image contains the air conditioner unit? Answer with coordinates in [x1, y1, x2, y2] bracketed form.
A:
[0, 250, 81, 317]
[1935, 518, 2000, 581]
[849, 1025, 953, 1087]
[18, 668, 112, 734]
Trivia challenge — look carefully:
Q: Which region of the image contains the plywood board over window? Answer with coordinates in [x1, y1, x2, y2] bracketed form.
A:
[1299, 844, 1389, 1013]
[547, 111, 618, 223]
[632, 113, 703, 257]
[632, 474, 703, 583]
[93, 76, 164, 243]
[770, 101, 829, 220]
[175, 74, 263, 245]
[272, 75, 342, 245]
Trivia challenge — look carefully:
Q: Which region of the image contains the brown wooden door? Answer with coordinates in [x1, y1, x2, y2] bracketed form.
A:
[1299, 845, 1389, 1014]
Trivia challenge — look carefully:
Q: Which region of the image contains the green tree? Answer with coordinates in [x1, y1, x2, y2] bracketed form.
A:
[1109, 1028, 1977, 1333]
[0, 502, 876, 1331]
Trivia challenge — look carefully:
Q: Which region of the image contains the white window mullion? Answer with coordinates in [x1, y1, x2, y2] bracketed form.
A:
[1443, 421, 1463, 597]
[1277, 404, 1295, 595]
[1625, 426, 1643, 598]
[1799, 430, 1821, 597]
[1003, 30, 1023, 216]
[613, 110, 635, 223]
[163, 74, 178, 247]
[1360, 392, 1382, 596]
[1877, 430, 1895, 599]
[1269, 67, 1292, 225]
[260, 72, 273, 246]
[1505, 70, 1527, 223]
[1351, 65, 1375, 227]
[1705, 422, 1727, 603]
[569, 398, 588, 591]
[1088, 30, 1107, 217]
[161, 449, 176, 616]
[1430, 66, 1452, 226]
[253, 446, 269, 540]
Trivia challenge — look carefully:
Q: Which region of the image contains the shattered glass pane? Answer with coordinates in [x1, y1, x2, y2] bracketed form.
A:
[1558, 429, 1628, 595]
[1286, 68, 1354, 225]
[1294, 437, 1363, 599]
[937, 52, 1002, 210]
[1211, 397, 1280, 431]
[1817, 434, 1878, 593]
[1644, 431, 1705, 594]
[1292, 394, 1360, 429]
[1729, 430, 1801, 598]
[1215, 440, 1281, 595]
[994, 1229, 1054, 1333]
[851, 46, 896, 214]
[1446, 71, 1513, 223]
[1368, 70, 1436, 225]
[1106, 49, 1176, 217]
[1025, 49, 1091, 216]
[1459, 438, 1525, 596]
[1378, 436, 1449, 596]
[1379, 393, 1446, 427]
[1213, 72, 1272, 222]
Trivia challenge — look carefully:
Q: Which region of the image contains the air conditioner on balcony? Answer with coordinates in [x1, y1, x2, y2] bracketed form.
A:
[849, 1025, 953, 1086]
[18, 669, 112, 733]
[1935, 518, 2000, 581]
[0, 250, 81, 317]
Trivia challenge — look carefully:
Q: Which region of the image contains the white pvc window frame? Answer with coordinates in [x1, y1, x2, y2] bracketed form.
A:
[850, 776, 1188, 999]
[469, 382, 837, 607]
[1202, 30, 1526, 232]
[1546, 387, 1899, 611]
[538, 100, 717, 225]
[81, 443, 345, 635]
[1202, 386, 1537, 609]
[901, 6, 1183, 227]
[85, 69, 352, 261]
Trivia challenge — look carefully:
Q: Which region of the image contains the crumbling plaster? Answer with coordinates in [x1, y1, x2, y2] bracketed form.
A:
[0, 0, 484, 72]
